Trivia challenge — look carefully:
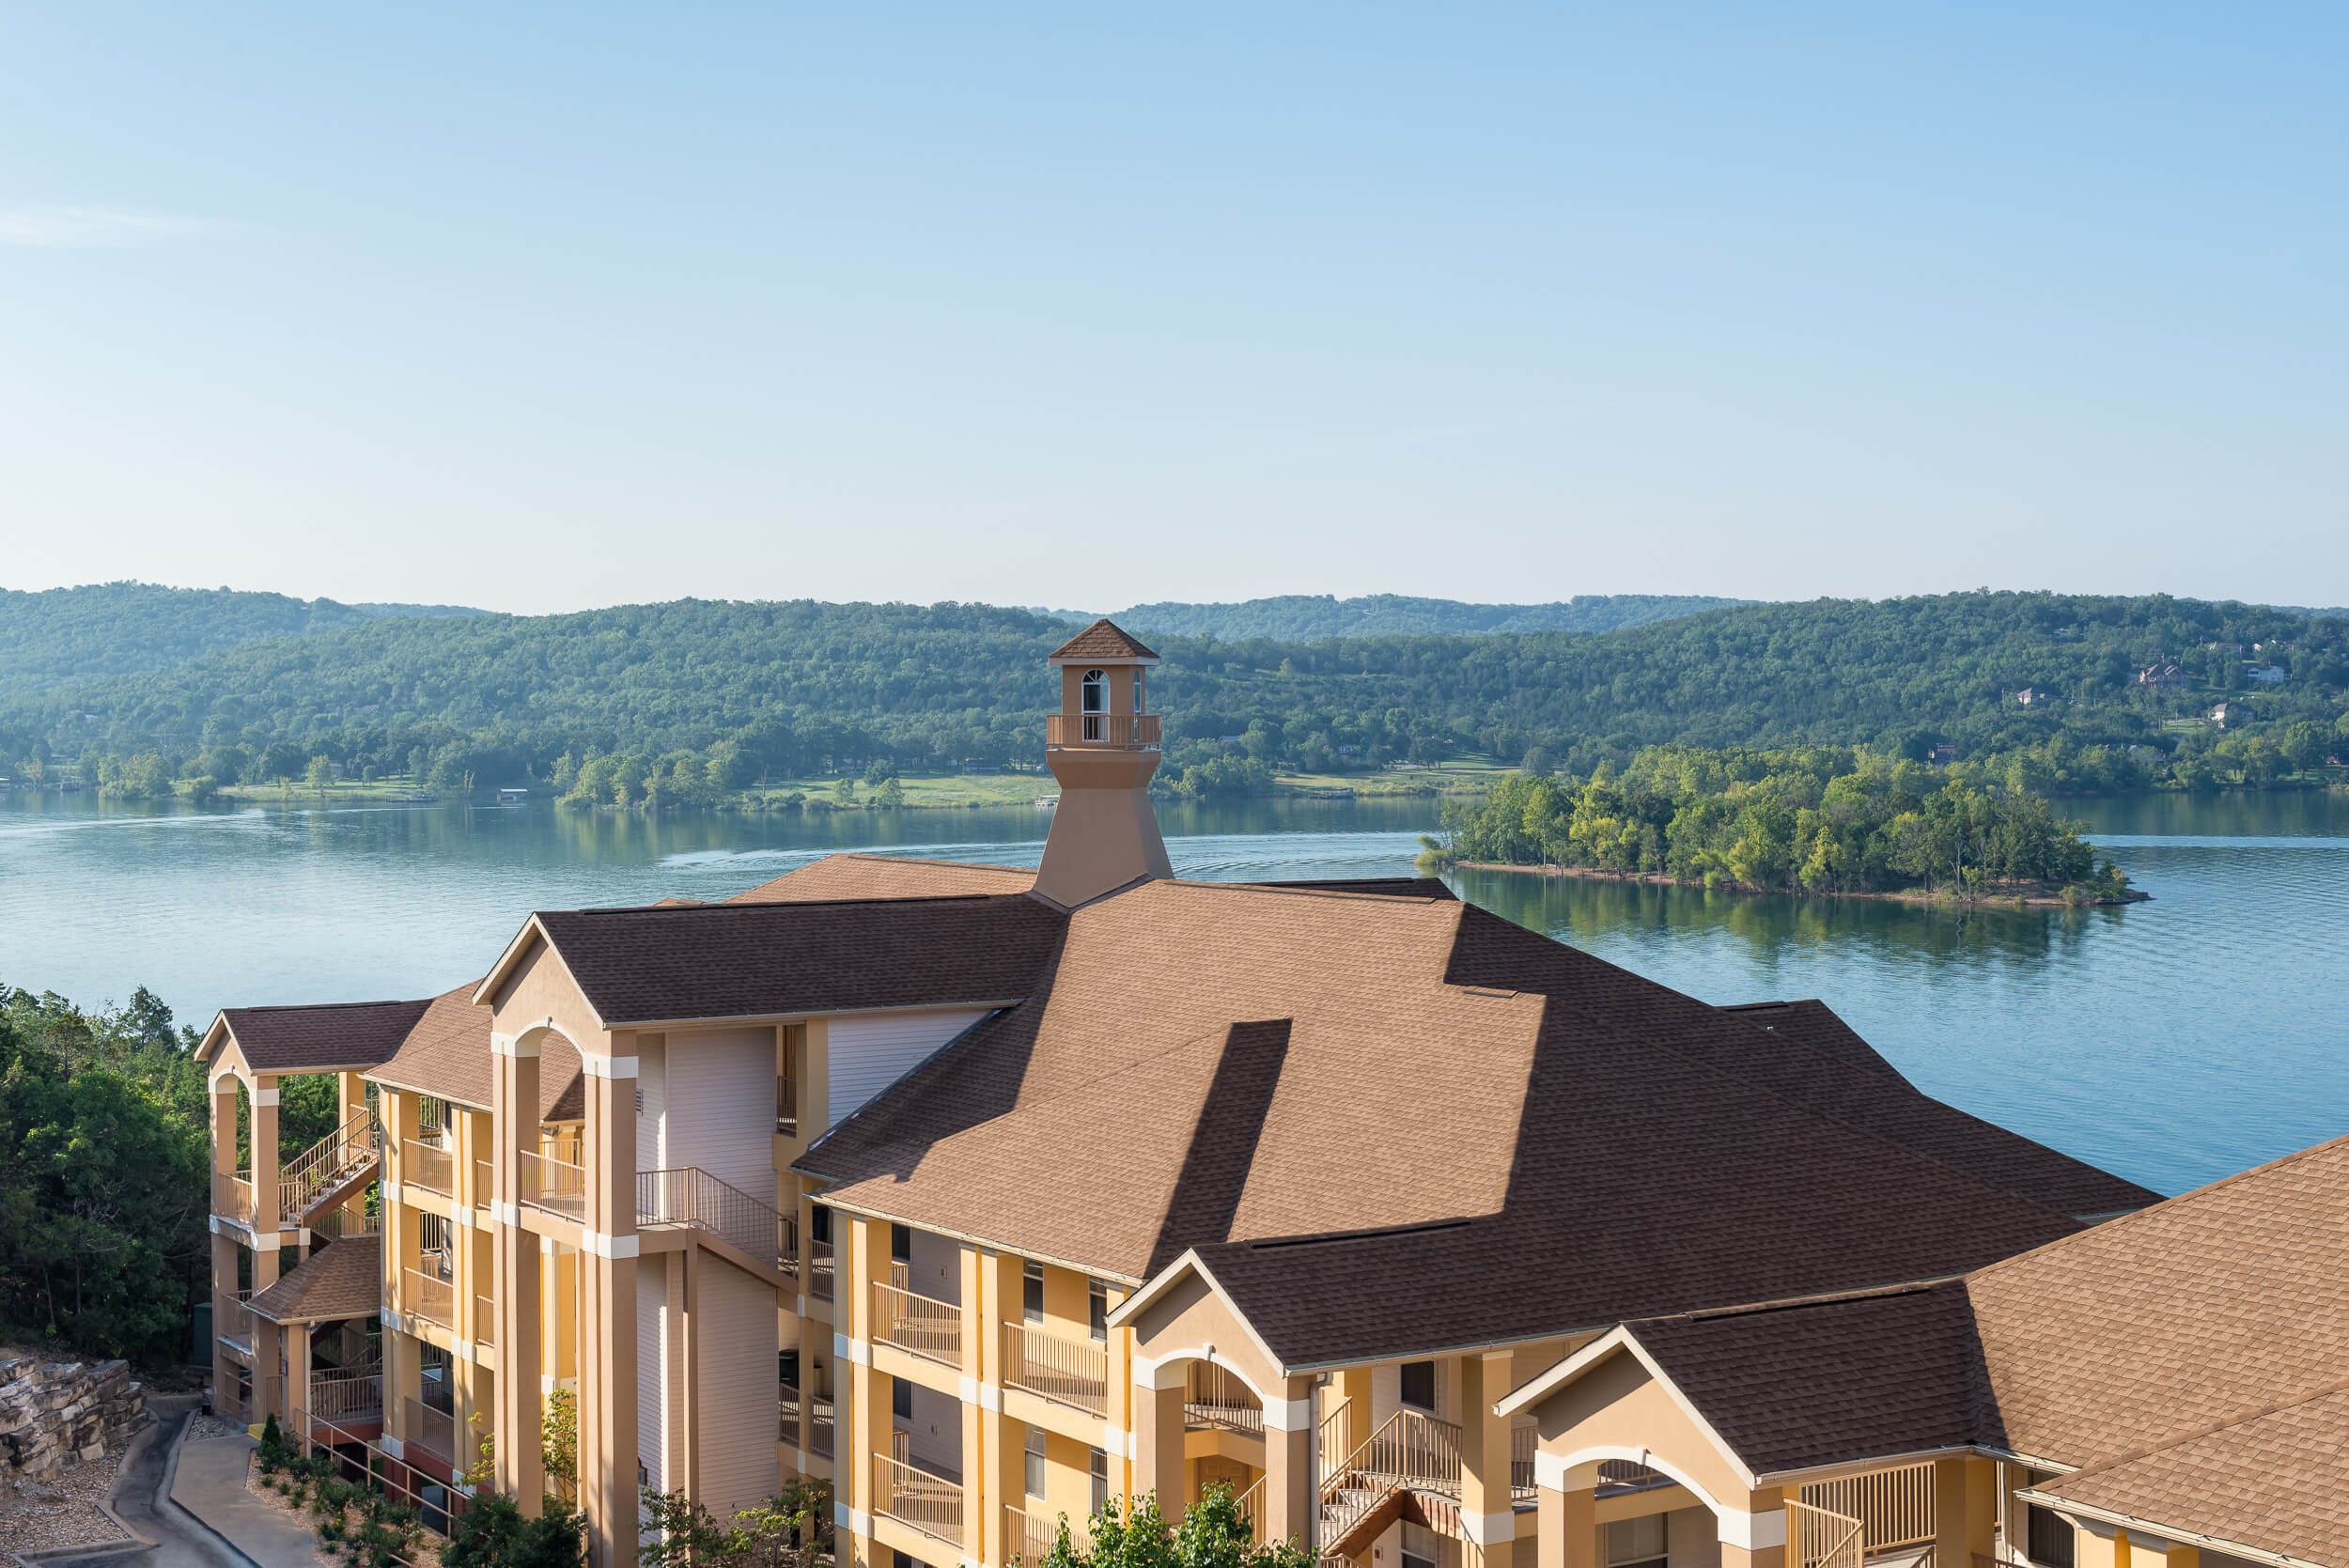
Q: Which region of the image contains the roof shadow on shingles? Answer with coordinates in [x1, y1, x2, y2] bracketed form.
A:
[1147, 1019, 1293, 1276]
[530, 892, 1066, 1026]
[1446, 908, 2158, 1219]
[217, 998, 430, 1073]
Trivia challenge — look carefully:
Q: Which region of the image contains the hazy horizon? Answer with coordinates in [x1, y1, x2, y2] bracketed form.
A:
[5, 5, 2344, 614]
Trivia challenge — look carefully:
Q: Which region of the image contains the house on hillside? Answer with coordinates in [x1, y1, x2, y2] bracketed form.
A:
[2015, 688, 2054, 707]
[1929, 742, 1957, 762]
[2210, 700, 2251, 727]
[189, 618, 2344, 1568]
[2135, 664, 2188, 689]
[2248, 665, 2286, 684]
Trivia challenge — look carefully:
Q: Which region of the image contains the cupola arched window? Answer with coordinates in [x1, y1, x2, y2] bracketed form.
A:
[1081, 668, 1108, 739]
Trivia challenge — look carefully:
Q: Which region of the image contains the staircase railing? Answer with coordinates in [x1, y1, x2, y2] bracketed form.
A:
[1788, 1501, 1864, 1568]
[636, 1167, 797, 1276]
[1318, 1401, 1353, 1476]
[279, 1110, 377, 1220]
[1317, 1409, 1463, 1546]
[1235, 1477, 1266, 1545]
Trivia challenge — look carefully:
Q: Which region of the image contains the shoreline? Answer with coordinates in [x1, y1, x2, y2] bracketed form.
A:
[1438, 859, 2150, 907]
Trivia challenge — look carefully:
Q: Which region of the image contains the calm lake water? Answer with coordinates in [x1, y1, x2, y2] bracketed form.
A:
[2, 787, 2341, 1200]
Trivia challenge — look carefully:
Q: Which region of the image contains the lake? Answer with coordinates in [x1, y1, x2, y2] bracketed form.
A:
[2, 786, 2341, 1199]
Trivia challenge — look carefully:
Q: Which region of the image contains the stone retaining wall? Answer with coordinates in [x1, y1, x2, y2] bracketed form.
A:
[0, 1357, 148, 1502]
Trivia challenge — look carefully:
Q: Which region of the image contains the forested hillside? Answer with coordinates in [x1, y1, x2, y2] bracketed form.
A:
[3, 591, 2344, 799]
[0, 582, 486, 696]
[1097, 593, 1748, 641]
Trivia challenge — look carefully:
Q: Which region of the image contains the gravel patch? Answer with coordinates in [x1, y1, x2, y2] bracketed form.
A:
[185, 1412, 251, 1442]
[0, 1431, 139, 1554]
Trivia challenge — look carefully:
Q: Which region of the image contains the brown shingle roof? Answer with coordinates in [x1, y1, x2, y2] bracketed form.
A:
[803, 883, 2101, 1363]
[532, 893, 1065, 1027]
[2035, 1385, 2349, 1565]
[214, 999, 429, 1073]
[368, 984, 583, 1119]
[250, 1235, 381, 1325]
[1048, 618, 1159, 662]
[727, 853, 1036, 905]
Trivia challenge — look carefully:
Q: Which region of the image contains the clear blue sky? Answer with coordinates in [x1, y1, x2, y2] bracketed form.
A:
[3, 4, 2342, 614]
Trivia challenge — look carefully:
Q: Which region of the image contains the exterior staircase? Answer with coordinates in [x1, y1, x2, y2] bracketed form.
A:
[279, 1110, 381, 1231]
[1317, 1409, 1465, 1561]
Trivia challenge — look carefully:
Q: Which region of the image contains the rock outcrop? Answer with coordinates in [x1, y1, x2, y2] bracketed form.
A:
[0, 1356, 148, 1501]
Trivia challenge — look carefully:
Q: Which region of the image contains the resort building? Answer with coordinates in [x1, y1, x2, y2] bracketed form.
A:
[196, 620, 2345, 1568]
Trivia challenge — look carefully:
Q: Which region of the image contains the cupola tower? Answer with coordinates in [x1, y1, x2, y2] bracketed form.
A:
[1034, 618, 1173, 907]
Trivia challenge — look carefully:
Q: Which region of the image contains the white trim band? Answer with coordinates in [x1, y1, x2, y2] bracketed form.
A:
[250, 1088, 280, 1107]
[585, 1055, 638, 1079]
[835, 1333, 872, 1368]
[490, 1032, 540, 1058]
[583, 1230, 640, 1259]
[836, 1502, 870, 1537]
[1718, 1510, 1786, 1551]
[1462, 1513, 1516, 1547]
[1264, 1397, 1315, 1432]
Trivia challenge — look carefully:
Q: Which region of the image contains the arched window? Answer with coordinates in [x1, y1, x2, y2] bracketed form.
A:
[1081, 669, 1107, 714]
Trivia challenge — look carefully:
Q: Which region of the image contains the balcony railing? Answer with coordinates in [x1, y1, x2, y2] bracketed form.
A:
[1511, 1422, 1537, 1503]
[1007, 1504, 1088, 1564]
[1595, 1458, 1672, 1496]
[403, 1266, 455, 1331]
[405, 1396, 457, 1463]
[312, 1204, 380, 1245]
[637, 1167, 796, 1276]
[309, 1365, 382, 1421]
[777, 1075, 799, 1138]
[403, 1138, 456, 1199]
[811, 1390, 835, 1455]
[1002, 1322, 1108, 1417]
[873, 1453, 962, 1546]
[518, 1149, 586, 1220]
[874, 1281, 961, 1366]
[213, 1289, 256, 1354]
[1045, 712, 1161, 750]
[1185, 1363, 1263, 1436]
[213, 1171, 257, 1229]
[808, 1234, 834, 1301]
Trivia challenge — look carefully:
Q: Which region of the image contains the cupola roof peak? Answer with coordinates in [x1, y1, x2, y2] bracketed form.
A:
[1048, 617, 1160, 665]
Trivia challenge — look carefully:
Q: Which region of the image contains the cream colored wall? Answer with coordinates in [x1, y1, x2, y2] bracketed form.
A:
[1529, 1348, 1748, 1515]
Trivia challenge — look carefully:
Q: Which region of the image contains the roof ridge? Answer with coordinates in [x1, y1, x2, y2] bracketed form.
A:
[1966, 1127, 2349, 1286]
[835, 852, 1031, 874]
[2050, 1372, 2349, 1486]
[554, 890, 1020, 918]
[1152, 877, 1460, 908]
[228, 997, 427, 1015]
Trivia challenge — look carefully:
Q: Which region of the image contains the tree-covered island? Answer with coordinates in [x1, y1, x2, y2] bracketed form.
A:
[1423, 744, 2139, 906]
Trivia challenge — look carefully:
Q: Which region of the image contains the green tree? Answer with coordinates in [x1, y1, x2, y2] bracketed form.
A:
[638, 1477, 832, 1568]
[442, 1491, 585, 1568]
[1040, 1485, 1311, 1568]
[876, 777, 905, 809]
[304, 754, 334, 793]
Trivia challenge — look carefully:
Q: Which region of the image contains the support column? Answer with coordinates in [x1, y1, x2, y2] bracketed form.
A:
[253, 1074, 282, 1242]
[1719, 1488, 1786, 1568]
[680, 1246, 701, 1503]
[288, 1323, 314, 1437]
[1263, 1374, 1315, 1548]
[960, 1245, 987, 1567]
[845, 1216, 880, 1568]
[492, 1038, 546, 1510]
[1536, 1480, 1595, 1568]
[577, 1047, 640, 1568]
[1459, 1353, 1517, 1568]
[982, 1251, 1023, 1565]
[1130, 1358, 1189, 1518]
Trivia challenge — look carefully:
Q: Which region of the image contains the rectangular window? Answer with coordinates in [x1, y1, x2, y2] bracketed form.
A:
[1090, 1446, 1109, 1514]
[1023, 1261, 1045, 1325]
[1088, 1280, 1109, 1343]
[1399, 1360, 1436, 1412]
[892, 1223, 912, 1264]
[1604, 1515, 1668, 1568]
[891, 1376, 912, 1422]
[2027, 1506, 2076, 1568]
[1025, 1426, 1047, 1498]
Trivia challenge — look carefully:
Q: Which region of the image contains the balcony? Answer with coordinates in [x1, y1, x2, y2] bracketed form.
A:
[403, 1266, 456, 1332]
[309, 1364, 382, 1423]
[212, 1170, 258, 1229]
[1007, 1504, 1089, 1565]
[1185, 1363, 1263, 1436]
[872, 1453, 963, 1547]
[637, 1167, 797, 1278]
[518, 1148, 586, 1220]
[213, 1288, 256, 1357]
[1045, 712, 1161, 751]
[808, 1233, 835, 1301]
[405, 1396, 456, 1465]
[1002, 1321, 1108, 1418]
[403, 1138, 456, 1200]
[873, 1281, 961, 1367]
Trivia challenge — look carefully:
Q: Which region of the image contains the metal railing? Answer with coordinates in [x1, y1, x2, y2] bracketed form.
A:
[213, 1170, 257, 1228]
[404, 1396, 457, 1463]
[518, 1148, 586, 1220]
[1319, 1402, 1353, 1477]
[1186, 1363, 1264, 1436]
[403, 1138, 456, 1199]
[777, 1075, 799, 1137]
[637, 1167, 797, 1275]
[309, 1365, 382, 1421]
[873, 1281, 961, 1366]
[1235, 1478, 1266, 1545]
[811, 1390, 835, 1455]
[809, 1234, 835, 1301]
[1319, 1409, 1464, 1545]
[1045, 712, 1162, 750]
[1510, 1422, 1538, 1503]
[1802, 1461, 1937, 1560]
[1790, 1500, 1865, 1568]
[872, 1453, 962, 1545]
[1002, 1322, 1108, 1417]
[213, 1288, 256, 1353]
[403, 1266, 455, 1330]
[280, 1110, 376, 1220]
[1596, 1458, 1673, 1496]
[311, 1203, 379, 1245]
[474, 1295, 495, 1347]
[1007, 1503, 1088, 1564]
